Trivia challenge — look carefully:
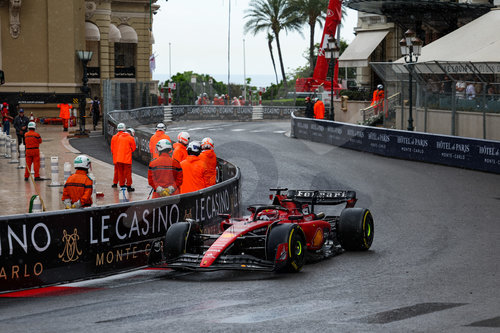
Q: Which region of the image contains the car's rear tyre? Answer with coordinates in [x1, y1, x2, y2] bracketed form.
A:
[337, 208, 374, 251]
[164, 222, 191, 260]
[266, 224, 306, 273]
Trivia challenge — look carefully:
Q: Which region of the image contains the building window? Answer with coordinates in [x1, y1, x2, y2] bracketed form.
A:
[114, 43, 136, 78]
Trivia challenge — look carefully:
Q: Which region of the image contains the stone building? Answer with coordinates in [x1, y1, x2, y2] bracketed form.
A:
[0, 0, 159, 119]
[340, 0, 494, 89]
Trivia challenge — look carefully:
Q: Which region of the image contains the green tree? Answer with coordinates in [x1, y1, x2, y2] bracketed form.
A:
[244, 0, 302, 87]
[289, 0, 328, 75]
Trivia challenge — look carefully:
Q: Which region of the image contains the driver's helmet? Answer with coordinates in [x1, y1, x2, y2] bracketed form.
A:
[256, 209, 279, 221]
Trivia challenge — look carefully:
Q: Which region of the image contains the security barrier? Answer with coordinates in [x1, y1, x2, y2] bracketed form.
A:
[291, 112, 500, 174]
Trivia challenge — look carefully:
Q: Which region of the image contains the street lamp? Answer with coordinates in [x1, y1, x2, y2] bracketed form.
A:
[76, 50, 93, 136]
[325, 35, 340, 121]
[400, 29, 423, 131]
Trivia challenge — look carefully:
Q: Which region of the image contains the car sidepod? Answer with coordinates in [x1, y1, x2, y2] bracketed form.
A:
[266, 223, 306, 272]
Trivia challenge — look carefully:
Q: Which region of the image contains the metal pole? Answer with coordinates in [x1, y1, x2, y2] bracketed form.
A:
[243, 38, 247, 102]
[79, 59, 90, 135]
[227, 0, 231, 98]
[169, 42, 171, 80]
[407, 61, 414, 131]
[330, 59, 335, 121]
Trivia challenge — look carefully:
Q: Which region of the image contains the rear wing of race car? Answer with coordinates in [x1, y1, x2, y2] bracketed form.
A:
[270, 188, 357, 208]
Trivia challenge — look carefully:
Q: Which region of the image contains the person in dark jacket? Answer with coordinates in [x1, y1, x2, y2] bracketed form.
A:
[304, 97, 314, 118]
[13, 108, 30, 148]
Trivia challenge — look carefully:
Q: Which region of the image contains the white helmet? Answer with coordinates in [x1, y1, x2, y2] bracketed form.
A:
[187, 141, 201, 155]
[156, 139, 172, 154]
[377, 84, 383, 90]
[28, 121, 36, 129]
[156, 123, 166, 131]
[74, 155, 91, 170]
[127, 128, 135, 137]
[201, 137, 214, 150]
[177, 131, 190, 145]
[117, 123, 126, 131]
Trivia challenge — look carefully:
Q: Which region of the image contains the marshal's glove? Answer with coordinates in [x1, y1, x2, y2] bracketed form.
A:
[156, 186, 164, 194]
[64, 199, 71, 209]
[72, 200, 81, 209]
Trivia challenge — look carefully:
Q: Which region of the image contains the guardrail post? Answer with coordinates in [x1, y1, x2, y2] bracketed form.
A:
[18, 143, 26, 168]
[9, 139, 18, 163]
[252, 105, 263, 120]
[63, 162, 71, 182]
[40, 151, 46, 178]
[48, 156, 61, 187]
[0, 131, 5, 155]
[163, 105, 172, 123]
[4, 135, 11, 158]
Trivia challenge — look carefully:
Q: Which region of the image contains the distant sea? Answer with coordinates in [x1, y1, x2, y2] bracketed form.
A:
[153, 73, 278, 88]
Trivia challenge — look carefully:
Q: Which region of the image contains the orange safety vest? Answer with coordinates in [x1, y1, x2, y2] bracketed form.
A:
[199, 149, 217, 186]
[24, 130, 42, 155]
[148, 153, 183, 197]
[61, 169, 93, 206]
[149, 131, 172, 159]
[112, 131, 136, 164]
[313, 100, 325, 119]
[180, 155, 210, 194]
[57, 103, 72, 119]
[172, 142, 188, 163]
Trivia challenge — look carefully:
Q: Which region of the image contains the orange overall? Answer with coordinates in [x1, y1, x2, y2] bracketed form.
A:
[24, 130, 42, 178]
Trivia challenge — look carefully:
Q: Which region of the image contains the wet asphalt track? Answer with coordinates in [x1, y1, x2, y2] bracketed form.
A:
[1, 120, 499, 332]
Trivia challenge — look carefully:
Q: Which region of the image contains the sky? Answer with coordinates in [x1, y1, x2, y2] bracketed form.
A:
[152, 0, 358, 87]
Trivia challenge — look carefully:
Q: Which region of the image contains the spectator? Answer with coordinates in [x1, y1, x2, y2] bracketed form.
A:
[90, 96, 101, 130]
[441, 75, 452, 96]
[148, 139, 183, 198]
[13, 108, 29, 148]
[62, 155, 93, 208]
[487, 85, 497, 101]
[371, 84, 384, 115]
[1, 102, 13, 135]
[304, 97, 314, 118]
[466, 81, 476, 100]
[455, 76, 466, 100]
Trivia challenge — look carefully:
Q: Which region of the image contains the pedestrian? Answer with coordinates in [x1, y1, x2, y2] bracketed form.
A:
[1, 102, 13, 135]
[111, 122, 136, 191]
[455, 76, 466, 100]
[24, 121, 42, 181]
[90, 96, 101, 130]
[149, 123, 171, 160]
[62, 155, 93, 208]
[180, 141, 210, 194]
[172, 131, 190, 163]
[13, 108, 29, 148]
[313, 98, 325, 119]
[304, 97, 314, 118]
[148, 139, 183, 198]
[57, 102, 72, 131]
[199, 137, 217, 186]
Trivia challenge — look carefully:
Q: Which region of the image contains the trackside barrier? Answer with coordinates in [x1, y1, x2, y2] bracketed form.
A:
[290, 111, 500, 174]
[0, 111, 241, 294]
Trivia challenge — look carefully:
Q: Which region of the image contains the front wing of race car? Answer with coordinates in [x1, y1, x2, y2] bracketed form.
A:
[167, 253, 276, 272]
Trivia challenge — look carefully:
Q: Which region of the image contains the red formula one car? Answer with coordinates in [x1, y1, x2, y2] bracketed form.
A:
[150, 188, 374, 272]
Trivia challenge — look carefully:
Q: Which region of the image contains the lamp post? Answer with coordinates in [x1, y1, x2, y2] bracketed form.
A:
[399, 29, 423, 131]
[76, 50, 93, 136]
[325, 35, 340, 121]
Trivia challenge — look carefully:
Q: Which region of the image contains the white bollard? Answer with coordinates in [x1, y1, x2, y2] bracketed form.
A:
[63, 162, 71, 182]
[9, 139, 18, 163]
[31, 196, 43, 213]
[48, 156, 61, 187]
[0, 132, 5, 156]
[18, 144, 26, 168]
[88, 172, 97, 207]
[4, 136, 11, 158]
[39, 151, 46, 178]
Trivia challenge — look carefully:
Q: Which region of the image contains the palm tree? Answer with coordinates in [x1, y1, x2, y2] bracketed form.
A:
[267, 33, 280, 85]
[289, 0, 328, 75]
[244, 0, 302, 87]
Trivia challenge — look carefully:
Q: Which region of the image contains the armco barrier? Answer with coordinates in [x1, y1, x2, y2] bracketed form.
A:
[291, 112, 500, 174]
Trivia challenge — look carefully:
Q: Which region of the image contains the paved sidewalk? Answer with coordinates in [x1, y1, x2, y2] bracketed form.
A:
[0, 124, 150, 216]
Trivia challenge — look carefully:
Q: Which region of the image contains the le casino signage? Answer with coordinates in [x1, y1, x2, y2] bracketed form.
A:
[0, 183, 239, 291]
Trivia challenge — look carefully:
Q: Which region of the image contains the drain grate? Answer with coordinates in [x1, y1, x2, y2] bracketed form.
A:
[357, 302, 467, 324]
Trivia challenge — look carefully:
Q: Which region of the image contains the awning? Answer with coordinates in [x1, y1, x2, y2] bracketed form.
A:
[395, 9, 500, 63]
[118, 25, 138, 44]
[85, 22, 100, 42]
[109, 24, 121, 43]
[338, 30, 389, 67]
